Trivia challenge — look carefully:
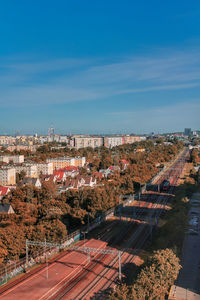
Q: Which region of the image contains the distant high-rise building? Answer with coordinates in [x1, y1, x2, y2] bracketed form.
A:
[50, 125, 54, 137]
[184, 128, 192, 136]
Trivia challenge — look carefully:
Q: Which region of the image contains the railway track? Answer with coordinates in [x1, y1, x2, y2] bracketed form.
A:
[50, 180, 173, 299]
[1, 149, 189, 300]
[52, 149, 189, 299]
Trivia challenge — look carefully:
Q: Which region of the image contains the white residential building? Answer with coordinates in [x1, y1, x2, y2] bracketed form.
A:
[73, 137, 103, 149]
[46, 157, 86, 170]
[33, 162, 53, 175]
[0, 168, 16, 185]
[103, 137, 123, 148]
[10, 155, 24, 164]
[22, 178, 42, 188]
[0, 156, 9, 164]
[0, 136, 16, 145]
[15, 164, 38, 178]
[0, 155, 24, 164]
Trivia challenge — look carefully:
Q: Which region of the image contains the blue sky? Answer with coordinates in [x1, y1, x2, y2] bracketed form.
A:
[0, 0, 200, 135]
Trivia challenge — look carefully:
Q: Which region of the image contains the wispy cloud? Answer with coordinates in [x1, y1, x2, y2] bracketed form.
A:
[0, 47, 200, 107]
[105, 100, 200, 133]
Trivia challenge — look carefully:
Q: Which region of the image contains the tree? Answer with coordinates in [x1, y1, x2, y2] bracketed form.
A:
[131, 249, 181, 299]
[108, 284, 129, 300]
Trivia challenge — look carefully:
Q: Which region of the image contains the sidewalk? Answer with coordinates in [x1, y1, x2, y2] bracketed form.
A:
[169, 195, 200, 300]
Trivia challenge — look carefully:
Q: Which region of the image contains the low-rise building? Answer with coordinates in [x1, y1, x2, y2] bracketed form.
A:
[53, 170, 67, 183]
[99, 169, 112, 178]
[0, 187, 10, 200]
[63, 175, 97, 191]
[59, 166, 79, 178]
[22, 177, 42, 188]
[0, 203, 15, 214]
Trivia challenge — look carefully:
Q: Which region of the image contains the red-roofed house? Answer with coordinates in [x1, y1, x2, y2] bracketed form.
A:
[93, 172, 103, 180]
[81, 175, 97, 187]
[119, 159, 130, 170]
[59, 166, 79, 178]
[53, 171, 66, 183]
[60, 175, 97, 192]
[62, 166, 79, 172]
[41, 174, 57, 183]
[65, 178, 82, 190]
[0, 187, 10, 200]
[109, 165, 121, 172]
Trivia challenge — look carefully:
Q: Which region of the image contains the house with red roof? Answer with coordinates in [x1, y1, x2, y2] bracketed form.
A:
[119, 159, 130, 170]
[81, 175, 97, 187]
[59, 175, 97, 193]
[109, 165, 121, 172]
[93, 172, 103, 180]
[59, 166, 79, 178]
[53, 170, 66, 183]
[0, 186, 10, 200]
[65, 178, 82, 190]
[41, 174, 57, 183]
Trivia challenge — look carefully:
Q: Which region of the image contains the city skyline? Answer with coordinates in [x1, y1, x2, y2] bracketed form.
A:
[0, 1, 200, 134]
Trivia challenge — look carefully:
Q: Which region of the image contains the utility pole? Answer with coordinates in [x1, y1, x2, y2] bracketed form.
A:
[149, 217, 153, 240]
[133, 206, 136, 219]
[44, 239, 48, 280]
[82, 230, 88, 240]
[69, 245, 121, 280]
[87, 252, 90, 264]
[119, 251, 121, 281]
[5, 266, 7, 283]
[26, 239, 28, 272]
[87, 212, 90, 232]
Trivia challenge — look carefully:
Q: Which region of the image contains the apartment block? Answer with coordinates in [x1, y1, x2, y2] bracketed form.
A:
[15, 164, 38, 178]
[103, 137, 123, 148]
[0, 168, 16, 185]
[0, 155, 24, 164]
[73, 137, 103, 149]
[124, 136, 142, 144]
[0, 136, 16, 145]
[34, 162, 53, 175]
[6, 145, 39, 152]
[11, 155, 24, 164]
[46, 157, 86, 170]
[0, 156, 10, 164]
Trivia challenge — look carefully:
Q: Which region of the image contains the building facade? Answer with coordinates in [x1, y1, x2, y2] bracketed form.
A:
[103, 137, 123, 148]
[0, 155, 24, 164]
[46, 157, 86, 170]
[73, 137, 103, 149]
[0, 168, 16, 185]
[15, 164, 38, 178]
[34, 162, 53, 175]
